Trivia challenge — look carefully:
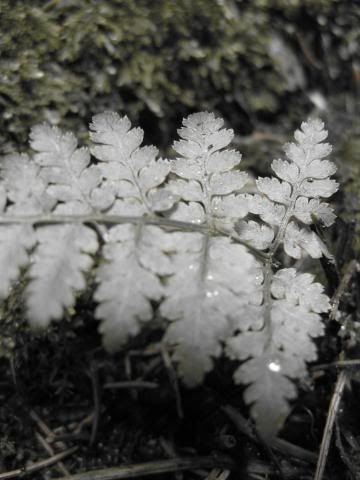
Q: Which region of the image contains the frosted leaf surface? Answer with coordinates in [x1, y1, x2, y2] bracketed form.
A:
[284, 221, 323, 259]
[293, 198, 336, 226]
[0, 225, 35, 298]
[1, 153, 55, 214]
[256, 177, 291, 204]
[169, 111, 249, 231]
[243, 118, 337, 258]
[161, 112, 259, 385]
[30, 125, 109, 212]
[161, 233, 262, 386]
[236, 220, 274, 250]
[0, 153, 51, 298]
[27, 224, 98, 328]
[89, 112, 177, 348]
[246, 194, 285, 226]
[95, 225, 173, 351]
[90, 111, 172, 214]
[226, 268, 329, 438]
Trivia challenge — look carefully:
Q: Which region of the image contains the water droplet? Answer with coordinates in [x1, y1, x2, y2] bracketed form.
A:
[206, 290, 219, 298]
[207, 274, 214, 280]
[268, 360, 281, 372]
[188, 264, 195, 270]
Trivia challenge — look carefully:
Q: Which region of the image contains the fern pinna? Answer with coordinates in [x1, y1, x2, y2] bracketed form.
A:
[0, 112, 337, 437]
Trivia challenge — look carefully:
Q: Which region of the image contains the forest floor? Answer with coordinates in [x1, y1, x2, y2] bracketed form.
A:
[0, 253, 359, 480]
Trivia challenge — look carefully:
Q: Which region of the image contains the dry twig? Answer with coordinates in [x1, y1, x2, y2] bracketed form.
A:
[314, 370, 348, 480]
[55, 455, 236, 480]
[0, 446, 78, 480]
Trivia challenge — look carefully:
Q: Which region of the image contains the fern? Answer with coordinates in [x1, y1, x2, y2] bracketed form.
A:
[228, 119, 337, 436]
[0, 113, 338, 438]
[161, 113, 261, 386]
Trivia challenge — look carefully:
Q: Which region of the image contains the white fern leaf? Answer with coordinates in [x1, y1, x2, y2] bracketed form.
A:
[27, 225, 98, 328]
[239, 118, 337, 259]
[162, 233, 262, 386]
[227, 268, 329, 438]
[169, 112, 249, 229]
[256, 177, 291, 204]
[95, 225, 173, 350]
[89, 112, 174, 349]
[161, 112, 258, 385]
[0, 225, 35, 298]
[236, 220, 274, 250]
[283, 221, 323, 258]
[293, 198, 336, 227]
[0, 153, 51, 298]
[30, 124, 111, 212]
[90, 111, 174, 213]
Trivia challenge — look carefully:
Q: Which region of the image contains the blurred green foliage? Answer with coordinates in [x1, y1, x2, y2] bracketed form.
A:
[1, 0, 359, 149]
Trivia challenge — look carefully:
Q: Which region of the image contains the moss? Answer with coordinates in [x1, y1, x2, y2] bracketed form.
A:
[0, 0, 359, 149]
[337, 121, 360, 255]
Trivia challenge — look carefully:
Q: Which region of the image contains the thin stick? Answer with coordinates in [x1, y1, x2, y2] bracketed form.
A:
[312, 358, 360, 371]
[330, 259, 359, 321]
[104, 381, 159, 389]
[30, 409, 70, 475]
[0, 446, 78, 480]
[314, 370, 348, 480]
[223, 405, 317, 464]
[54, 455, 236, 480]
[89, 363, 101, 446]
[35, 432, 70, 477]
[161, 345, 184, 419]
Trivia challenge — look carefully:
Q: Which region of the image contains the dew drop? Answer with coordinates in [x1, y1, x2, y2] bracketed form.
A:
[207, 274, 214, 280]
[268, 360, 281, 372]
[206, 290, 219, 298]
[188, 264, 195, 270]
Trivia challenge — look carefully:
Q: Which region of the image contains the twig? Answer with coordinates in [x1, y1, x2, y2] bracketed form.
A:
[0, 446, 78, 480]
[312, 358, 360, 371]
[55, 455, 236, 480]
[30, 409, 70, 475]
[161, 345, 184, 419]
[222, 405, 317, 464]
[334, 420, 357, 479]
[104, 381, 159, 389]
[205, 468, 231, 480]
[314, 370, 348, 480]
[35, 432, 70, 477]
[89, 362, 101, 446]
[330, 259, 359, 321]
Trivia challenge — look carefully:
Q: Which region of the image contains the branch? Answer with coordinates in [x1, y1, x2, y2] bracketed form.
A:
[55, 455, 237, 480]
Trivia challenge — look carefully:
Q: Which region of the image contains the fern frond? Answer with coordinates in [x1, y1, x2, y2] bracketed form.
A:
[237, 118, 338, 258]
[226, 268, 330, 438]
[89, 112, 175, 349]
[229, 118, 337, 437]
[161, 112, 259, 385]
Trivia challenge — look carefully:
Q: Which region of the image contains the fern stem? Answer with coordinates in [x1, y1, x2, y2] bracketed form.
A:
[262, 257, 274, 346]
[0, 214, 207, 233]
